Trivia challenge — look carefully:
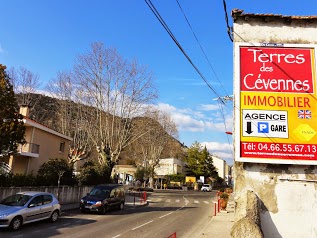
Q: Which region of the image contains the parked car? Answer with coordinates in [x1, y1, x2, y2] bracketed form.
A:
[80, 184, 125, 214]
[201, 184, 212, 192]
[0, 191, 60, 231]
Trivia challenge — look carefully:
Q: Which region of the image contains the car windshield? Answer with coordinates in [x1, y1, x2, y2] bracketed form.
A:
[0, 194, 32, 206]
[90, 187, 110, 197]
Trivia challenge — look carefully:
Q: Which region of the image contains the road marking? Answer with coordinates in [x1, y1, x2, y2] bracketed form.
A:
[175, 199, 180, 203]
[176, 206, 185, 211]
[166, 199, 171, 203]
[13, 235, 23, 238]
[131, 220, 153, 230]
[111, 235, 121, 238]
[194, 200, 199, 204]
[204, 201, 209, 204]
[49, 226, 57, 229]
[159, 212, 173, 218]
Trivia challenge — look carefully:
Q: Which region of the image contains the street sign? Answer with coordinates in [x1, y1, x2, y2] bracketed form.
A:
[242, 110, 288, 138]
[234, 43, 317, 164]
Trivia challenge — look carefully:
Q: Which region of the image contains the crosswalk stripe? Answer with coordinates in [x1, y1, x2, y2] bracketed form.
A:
[194, 200, 199, 204]
[176, 199, 180, 203]
[204, 201, 209, 204]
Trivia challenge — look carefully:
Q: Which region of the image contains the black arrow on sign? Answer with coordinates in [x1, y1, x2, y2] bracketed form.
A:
[246, 122, 253, 134]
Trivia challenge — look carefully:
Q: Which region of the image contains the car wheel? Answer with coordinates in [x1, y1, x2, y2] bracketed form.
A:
[50, 210, 59, 222]
[9, 216, 22, 231]
[119, 202, 124, 210]
[99, 205, 107, 215]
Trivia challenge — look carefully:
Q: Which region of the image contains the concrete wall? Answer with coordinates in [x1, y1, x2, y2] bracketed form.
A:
[0, 186, 93, 205]
[213, 156, 226, 179]
[233, 13, 317, 238]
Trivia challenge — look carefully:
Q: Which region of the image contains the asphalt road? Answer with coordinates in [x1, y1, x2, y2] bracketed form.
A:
[0, 190, 216, 238]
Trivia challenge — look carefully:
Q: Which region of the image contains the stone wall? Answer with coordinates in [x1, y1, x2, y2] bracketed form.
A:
[0, 186, 93, 204]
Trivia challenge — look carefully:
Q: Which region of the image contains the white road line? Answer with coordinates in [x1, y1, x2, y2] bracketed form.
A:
[194, 200, 199, 204]
[131, 220, 153, 230]
[175, 199, 180, 203]
[49, 226, 57, 229]
[176, 206, 185, 211]
[159, 212, 173, 218]
[111, 235, 121, 238]
[204, 201, 209, 204]
[166, 199, 171, 203]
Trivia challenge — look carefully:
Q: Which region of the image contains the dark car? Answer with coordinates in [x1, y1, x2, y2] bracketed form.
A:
[80, 184, 125, 214]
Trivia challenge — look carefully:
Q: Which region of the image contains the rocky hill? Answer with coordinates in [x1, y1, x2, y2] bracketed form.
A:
[15, 93, 187, 164]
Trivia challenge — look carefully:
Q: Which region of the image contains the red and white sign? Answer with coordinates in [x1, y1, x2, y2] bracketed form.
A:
[240, 47, 314, 93]
[235, 43, 317, 165]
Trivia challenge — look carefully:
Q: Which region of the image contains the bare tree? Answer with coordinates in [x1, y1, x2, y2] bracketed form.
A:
[74, 42, 158, 171]
[48, 71, 91, 167]
[134, 109, 179, 188]
[8, 66, 40, 106]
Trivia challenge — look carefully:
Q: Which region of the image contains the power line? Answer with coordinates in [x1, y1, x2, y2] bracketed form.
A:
[217, 99, 234, 158]
[222, 0, 233, 42]
[145, 0, 227, 105]
[175, 0, 231, 100]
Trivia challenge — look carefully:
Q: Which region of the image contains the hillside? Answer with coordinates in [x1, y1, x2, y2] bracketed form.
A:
[15, 93, 187, 164]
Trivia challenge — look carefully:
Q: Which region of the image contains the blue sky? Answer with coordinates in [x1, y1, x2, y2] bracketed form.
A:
[1, 0, 317, 165]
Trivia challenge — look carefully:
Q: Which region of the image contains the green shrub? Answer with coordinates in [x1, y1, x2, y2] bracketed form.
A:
[220, 192, 229, 200]
[11, 173, 37, 187]
[0, 172, 12, 187]
[77, 161, 112, 185]
[36, 158, 76, 186]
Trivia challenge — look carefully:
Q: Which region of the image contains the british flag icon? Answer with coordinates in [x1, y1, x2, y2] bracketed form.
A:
[298, 110, 312, 119]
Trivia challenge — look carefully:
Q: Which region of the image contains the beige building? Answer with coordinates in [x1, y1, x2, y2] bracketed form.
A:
[0, 107, 72, 175]
[155, 158, 185, 176]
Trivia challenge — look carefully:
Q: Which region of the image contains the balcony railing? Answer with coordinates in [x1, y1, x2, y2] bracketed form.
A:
[17, 142, 40, 155]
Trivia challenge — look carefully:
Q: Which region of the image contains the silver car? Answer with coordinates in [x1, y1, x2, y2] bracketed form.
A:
[201, 184, 212, 192]
[0, 191, 60, 231]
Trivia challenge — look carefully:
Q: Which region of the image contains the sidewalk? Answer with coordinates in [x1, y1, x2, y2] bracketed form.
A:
[60, 192, 148, 211]
[196, 194, 235, 238]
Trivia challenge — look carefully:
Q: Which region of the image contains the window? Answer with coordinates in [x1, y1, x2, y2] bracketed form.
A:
[29, 196, 43, 207]
[59, 142, 65, 153]
[43, 195, 52, 205]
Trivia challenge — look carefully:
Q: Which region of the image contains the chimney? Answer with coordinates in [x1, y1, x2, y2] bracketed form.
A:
[19, 105, 30, 117]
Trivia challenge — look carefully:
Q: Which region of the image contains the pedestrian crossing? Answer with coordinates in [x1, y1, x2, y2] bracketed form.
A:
[148, 198, 213, 204]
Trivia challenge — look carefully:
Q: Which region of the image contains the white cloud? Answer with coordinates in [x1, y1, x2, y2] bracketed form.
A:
[157, 102, 233, 133]
[200, 104, 219, 111]
[201, 141, 233, 151]
[201, 141, 234, 165]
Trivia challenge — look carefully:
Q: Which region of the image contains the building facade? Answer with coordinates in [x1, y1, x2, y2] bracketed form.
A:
[154, 157, 185, 176]
[0, 107, 72, 175]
